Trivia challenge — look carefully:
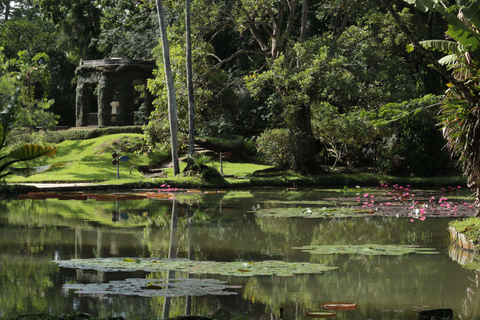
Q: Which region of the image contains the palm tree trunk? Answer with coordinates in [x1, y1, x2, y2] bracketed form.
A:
[155, 0, 180, 175]
[186, 0, 195, 159]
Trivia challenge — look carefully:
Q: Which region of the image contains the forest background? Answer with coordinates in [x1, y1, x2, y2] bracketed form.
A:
[0, 0, 458, 178]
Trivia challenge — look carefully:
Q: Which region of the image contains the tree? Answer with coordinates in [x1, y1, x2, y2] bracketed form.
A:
[96, 0, 159, 60]
[381, 0, 480, 211]
[34, 0, 103, 61]
[155, 0, 180, 176]
[222, 0, 320, 174]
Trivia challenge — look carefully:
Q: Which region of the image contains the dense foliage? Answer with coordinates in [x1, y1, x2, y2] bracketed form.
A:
[0, 0, 468, 177]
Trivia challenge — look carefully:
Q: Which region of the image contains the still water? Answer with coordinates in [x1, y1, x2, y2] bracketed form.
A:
[1, 187, 480, 320]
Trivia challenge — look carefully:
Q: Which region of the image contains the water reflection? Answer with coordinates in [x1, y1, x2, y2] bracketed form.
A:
[1, 189, 480, 319]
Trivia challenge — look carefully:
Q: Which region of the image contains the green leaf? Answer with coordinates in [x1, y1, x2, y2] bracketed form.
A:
[7, 144, 56, 160]
[419, 39, 465, 54]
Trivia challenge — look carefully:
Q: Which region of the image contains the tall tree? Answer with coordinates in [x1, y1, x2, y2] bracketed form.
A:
[222, 0, 320, 174]
[155, 0, 180, 176]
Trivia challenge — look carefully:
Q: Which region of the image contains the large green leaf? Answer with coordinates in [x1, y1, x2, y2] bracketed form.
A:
[7, 144, 56, 160]
[419, 39, 465, 54]
[438, 54, 459, 66]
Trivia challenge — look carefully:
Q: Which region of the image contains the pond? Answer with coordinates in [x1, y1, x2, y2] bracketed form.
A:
[1, 186, 480, 320]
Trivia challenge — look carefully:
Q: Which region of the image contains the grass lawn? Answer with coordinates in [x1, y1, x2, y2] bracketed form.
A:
[3, 133, 273, 185]
[5, 133, 150, 183]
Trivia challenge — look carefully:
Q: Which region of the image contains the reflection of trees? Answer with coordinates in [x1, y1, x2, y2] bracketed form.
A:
[2, 197, 169, 228]
[0, 255, 59, 313]
[0, 225, 65, 315]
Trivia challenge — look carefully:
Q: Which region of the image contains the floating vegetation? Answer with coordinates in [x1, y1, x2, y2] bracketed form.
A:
[292, 244, 438, 256]
[55, 258, 338, 277]
[64, 277, 241, 297]
[255, 207, 373, 219]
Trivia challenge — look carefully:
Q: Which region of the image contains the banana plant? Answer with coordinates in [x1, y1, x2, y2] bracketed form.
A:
[404, 0, 480, 66]
[0, 89, 59, 179]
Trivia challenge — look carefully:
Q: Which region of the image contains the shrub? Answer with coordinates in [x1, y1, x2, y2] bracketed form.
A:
[256, 128, 294, 169]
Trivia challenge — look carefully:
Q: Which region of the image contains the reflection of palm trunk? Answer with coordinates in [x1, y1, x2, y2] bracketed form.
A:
[186, 207, 195, 316]
[75, 228, 82, 258]
[163, 200, 179, 319]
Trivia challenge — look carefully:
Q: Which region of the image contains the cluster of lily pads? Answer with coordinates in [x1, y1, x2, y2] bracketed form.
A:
[55, 257, 338, 277]
[64, 277, 241, 297]
[292, 244, 438, 256]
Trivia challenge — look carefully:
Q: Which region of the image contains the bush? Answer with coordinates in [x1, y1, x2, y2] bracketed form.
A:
[256, 128, 294, 168]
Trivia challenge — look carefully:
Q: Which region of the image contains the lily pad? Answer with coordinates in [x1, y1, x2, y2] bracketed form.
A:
[55, 258, 338, 277]
[255, 207, 373, 219]
[292, 244, 438, 256]
[64, 277, 241, 297]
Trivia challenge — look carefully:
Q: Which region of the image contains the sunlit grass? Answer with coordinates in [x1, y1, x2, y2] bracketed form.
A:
[5, 133, 149, 183]
[4, 133, 274, 185]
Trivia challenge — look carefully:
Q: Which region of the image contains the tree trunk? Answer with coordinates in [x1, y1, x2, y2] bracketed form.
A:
[290, 104, 320, 175]
[155, 0, 180, 176]
[186, 0, 195, 159]
[4, 1, 10, 21]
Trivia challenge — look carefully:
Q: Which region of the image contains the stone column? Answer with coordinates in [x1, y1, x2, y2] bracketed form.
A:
[75, 82, 89, 127]
[97, 75, 112, 127]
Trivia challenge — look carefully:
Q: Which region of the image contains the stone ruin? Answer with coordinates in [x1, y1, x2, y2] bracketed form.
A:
[75, 58, 155, 127]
